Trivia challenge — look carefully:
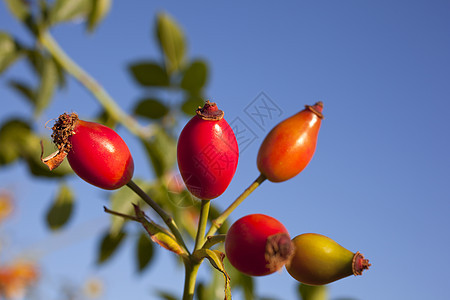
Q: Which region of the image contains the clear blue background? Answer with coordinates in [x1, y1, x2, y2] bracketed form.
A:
[1, 1, 449, 299]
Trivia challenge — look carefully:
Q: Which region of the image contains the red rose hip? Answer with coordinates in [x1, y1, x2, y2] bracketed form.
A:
[177, 101, 239, 200]
[225, 214, 294, 276]
[42, 113, 134, 190]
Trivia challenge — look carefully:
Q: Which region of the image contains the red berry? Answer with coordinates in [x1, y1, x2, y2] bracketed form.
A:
[225, 214, 293, 276]
[42, 113, 134, 190]
[257, 102, 323, 182]
[177, 101, 239, 200]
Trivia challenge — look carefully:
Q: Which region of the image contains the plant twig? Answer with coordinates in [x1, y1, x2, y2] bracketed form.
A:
[182, 259, 201, 300]
[202, 234, 226, 249]
[126, 180, 189, 253]
[193, 200, 210, 251]
[205, 173, 266, 239]
[103, 206, 139, 222]
[38, 31, 152, 139]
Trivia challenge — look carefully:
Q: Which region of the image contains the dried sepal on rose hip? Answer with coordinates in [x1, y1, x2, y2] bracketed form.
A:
[257, 102, 323, 182]
[41, 112, 134, 190]
[177, 100, 239, 200]
[225, 214, 294, 276]
[286, 233, 371, 285]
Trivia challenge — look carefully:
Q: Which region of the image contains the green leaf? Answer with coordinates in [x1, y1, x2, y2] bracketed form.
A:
[129, 61, 169, 87]
[136, 232, 154, 272]
[87, 0, 111, 32]
[298, 284, 328, 300]
[0, 118, 71, 176]
[8, 80, 36, 106]
[134, 204, 186, 255]
[142, 126, 176, 178]
[209, 204, 229, 234]
[0, 119, 31, 165]
[224, 258, 254, 300]
[134, 98, 169, 120]
[49, 0, 92, 24]
[180, 60, 208, 93]
[156, 291, 178, 300]
[193, 249, 231, 300]
[156, 12, 186, 73]
[96, 109, 117, 129]
[109, 180, 147, 236]
[0, 32, 22, 74]
[97, 230, 127, 264]
[3, 0, 30, 21]
[181, 94, 204, 116]
[46, 184, 74, 230]
[35, 56, 58, 116]
[24, 136, 72, 178]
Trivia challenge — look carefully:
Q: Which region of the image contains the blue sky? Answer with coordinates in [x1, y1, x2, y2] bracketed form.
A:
[1, 1, 450, 299]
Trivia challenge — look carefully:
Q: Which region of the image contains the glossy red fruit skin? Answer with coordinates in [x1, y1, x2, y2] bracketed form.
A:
[177, 101, 238, 200]
[67, 120, 134, 190]
[225, 214, 291, 276]
[257, 102, 323, 182]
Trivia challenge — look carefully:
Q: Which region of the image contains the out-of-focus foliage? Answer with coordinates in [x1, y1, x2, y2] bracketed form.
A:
[0, 1, 248, 298]
[45, 184, 74, 230]
[298, 284, 328, 300]
[0, 1, 360, 299]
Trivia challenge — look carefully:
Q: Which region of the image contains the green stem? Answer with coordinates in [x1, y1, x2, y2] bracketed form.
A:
[204, 173, 266, 239]
[202, 234, 226, 249]
[182, 259, 201, 300]
[194, 200, 210, 251]
[38, 31, 151, 139]
[126, 180, 189, 253]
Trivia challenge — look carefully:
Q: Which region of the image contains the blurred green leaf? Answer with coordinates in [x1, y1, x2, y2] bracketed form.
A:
[134, 98, 169, 120]
[298, 284, 328, 300]
[157, 291, 178, 300]
[224, 258, 254, 300]
[109, 180, 147, 236]
[129, 61, 169, 87]
[0, 32, 22, 74]
[46, 184, 74, 230]
[0, 119, 31, 165]
[87, 0, 111, 32]
[0, 119, 69, 177]
[97, 230, 127, 264]
[156, 12, 186, 73]
[193, 249, 231, 300]
[3, 0, 30, 21]
[180, 60, 208, 93]
[196, 274, 222, 300]
[96, 109, 117, 129]
[49, 0, 92, 24]
[4, 0, 37, 34]
[181, 95, 204, 116]
[209, 204, 229, 234]
[136, 232, 154, 272]
[26, 49, 44, 76]
[35, 56, 58, 116]
[142, 126, 176, 178]
[24, 136, 73, 178]
[8, 80, 36, 106]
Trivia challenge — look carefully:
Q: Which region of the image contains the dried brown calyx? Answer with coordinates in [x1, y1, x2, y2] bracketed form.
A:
[352, 251, 371, 275]
[305, 101, 324, 119]
[196, 100, 224, 121]
[41, 112, 79, 170]
[265, 233, 294, 273]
